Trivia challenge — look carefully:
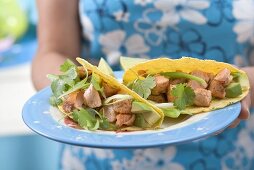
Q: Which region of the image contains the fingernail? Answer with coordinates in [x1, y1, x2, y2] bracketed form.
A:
[246, 108, 250, 119]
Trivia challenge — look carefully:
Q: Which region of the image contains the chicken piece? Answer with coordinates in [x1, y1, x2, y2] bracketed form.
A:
[167, 85, 176, 102]
[214, 68, 232, 86]
[187, 70, 212, 89]
[62, 91, 84, 112]
[193, 88, 212, 107]
[148, 94, 167, 103]
[66, 91, 84, 109]
[151, 75, 170, 95]
[116, 113, 136, 127]
[102, 82, 119, 97]
[192, 70, 212, 82]
[209, 80, 226, 99]
[74, 91, 84, 108]
[187, 80, 204, 90]
[62, 101, 74, 113]
[170, 78, 186, 85]
[83, 84, 102, 108]
[113, 99, 132, 114]
[103, 106, 116, 123]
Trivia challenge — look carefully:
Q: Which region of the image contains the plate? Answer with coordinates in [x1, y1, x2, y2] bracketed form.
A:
[22, 71, 241, 148]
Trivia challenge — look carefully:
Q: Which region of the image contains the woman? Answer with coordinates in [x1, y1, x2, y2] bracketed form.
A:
[32, 0, 254, 169]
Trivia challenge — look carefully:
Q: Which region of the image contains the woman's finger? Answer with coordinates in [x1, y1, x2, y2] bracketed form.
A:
[239, 94, 251, 120]
[228, 118, 241, 128]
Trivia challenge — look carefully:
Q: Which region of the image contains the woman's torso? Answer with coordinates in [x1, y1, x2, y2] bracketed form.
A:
[60, 1, 254, 170]
[79, 0, 254, 69]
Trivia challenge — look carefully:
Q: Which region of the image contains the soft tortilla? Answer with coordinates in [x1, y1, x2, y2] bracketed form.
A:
[123, 57, 250, 114]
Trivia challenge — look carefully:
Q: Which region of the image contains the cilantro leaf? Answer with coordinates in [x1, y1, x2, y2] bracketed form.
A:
[131, 76, 156, 99]
[72, 108, 111, 131]
[47, 74, 59, 81]
[58, 79, 90, 99]
[72, 108, 97, 130]
[49, 96, 62, 106]
[59, 67, 78, 87]
[171, 84, 195, 110]
[60, 59, 76, 72]
[47, 61, 79, 102]
[50, 79, 67, 98]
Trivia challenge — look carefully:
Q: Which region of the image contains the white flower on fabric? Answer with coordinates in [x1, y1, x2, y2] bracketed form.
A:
[79, 1, 94, 41]
[236, 115, 254, 159]
[154, 0, 210, 26]
[82, 148, 114, 159]
[221, 114, 254, 170]
[134, 0, 153, 6]
[114, 11, 130, 22]
[233, 0, 254, 44]
[62, 148, 85, 170]
[134, 8, 168, 45]
[111, 146, 184, 170]
[221, 146, 251, 170]
[99, 30, 150, 65]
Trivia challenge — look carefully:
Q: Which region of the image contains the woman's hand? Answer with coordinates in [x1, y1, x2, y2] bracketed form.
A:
[229, 67, 254, 128]
[32, 0, 81, 91]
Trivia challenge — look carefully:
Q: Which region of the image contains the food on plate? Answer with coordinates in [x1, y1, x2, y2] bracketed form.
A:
[122, 57, 250, 118]
[48, 58, 164, 131]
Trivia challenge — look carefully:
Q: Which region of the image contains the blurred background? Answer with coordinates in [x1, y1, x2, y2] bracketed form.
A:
[0, 0, 61, 169]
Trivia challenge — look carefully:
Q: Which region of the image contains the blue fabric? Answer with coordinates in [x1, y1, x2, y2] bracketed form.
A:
[0, 135, 61, 170]
[60, 0, 254, 170]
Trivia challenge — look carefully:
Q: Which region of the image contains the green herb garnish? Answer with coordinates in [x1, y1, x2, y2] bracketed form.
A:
[72, 108, 110, 131]
[130, 76, 156, 99]
[171, 84, 195, 110]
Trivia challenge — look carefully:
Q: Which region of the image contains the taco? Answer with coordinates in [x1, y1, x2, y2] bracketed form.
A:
[122, 57, 250, 118]
[48, 58, 164, 131]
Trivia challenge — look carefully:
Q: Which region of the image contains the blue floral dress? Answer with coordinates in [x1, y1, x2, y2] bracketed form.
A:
[60, 0, 254, 170]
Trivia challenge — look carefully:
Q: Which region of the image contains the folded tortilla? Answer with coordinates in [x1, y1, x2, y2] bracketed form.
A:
[123, 57, 250, 114]
[72, 58, 164, 129]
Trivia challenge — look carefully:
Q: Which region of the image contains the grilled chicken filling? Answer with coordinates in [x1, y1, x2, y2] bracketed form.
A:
[62, 74, 135, 128]
[146, 68, 238, 107]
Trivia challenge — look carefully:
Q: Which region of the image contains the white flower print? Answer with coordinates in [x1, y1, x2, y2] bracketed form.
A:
[134, 8, 168, 45]
[221, 147, 251, 170]
[62, 148, 85, 170]
[82, 148, 114, 159]
[99, 30, 150, 65]
[113, 11, 130, 22]
[79, 1, 94, 41]
[134, 0, 153, 6]
[236, 114, 254, 159]
[221, 114, 254, 170]
[154, 0, 210, 26]
[111, 146, 184, 170]
[233, 0, 254, 44]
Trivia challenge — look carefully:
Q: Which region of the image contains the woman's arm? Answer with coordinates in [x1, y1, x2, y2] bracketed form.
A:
[32, 0, 81, 90]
